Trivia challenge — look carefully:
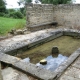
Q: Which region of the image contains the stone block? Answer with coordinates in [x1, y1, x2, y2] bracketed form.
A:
[52, 46, 59, 54]
[0, 52, 20, 65]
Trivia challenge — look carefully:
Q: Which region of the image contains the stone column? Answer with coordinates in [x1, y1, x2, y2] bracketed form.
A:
[52, 46, 59, 54]
[0, 62, 3, 80]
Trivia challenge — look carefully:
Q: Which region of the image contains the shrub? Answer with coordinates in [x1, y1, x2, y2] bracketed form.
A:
[3, 13, 10, 18]
[14, 11, 23, 19]
[9, 11, 23, 19]
[0, 12, 5, 16]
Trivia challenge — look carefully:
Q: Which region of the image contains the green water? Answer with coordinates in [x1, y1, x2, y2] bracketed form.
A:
[16, 36, 80, 64]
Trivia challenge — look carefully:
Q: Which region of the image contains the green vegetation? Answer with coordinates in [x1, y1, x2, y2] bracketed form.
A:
[0, 8, 25, 19]
[16, 36, 80, 64]
[42, 0, 71, 4]
[0, 0, 26, 19]
[0, 0, 26, 35]
[0, 17, 26, 35]
[0, 0, 25, 19]
[0, 0, 6, 13]
[18, 0, 71, 5]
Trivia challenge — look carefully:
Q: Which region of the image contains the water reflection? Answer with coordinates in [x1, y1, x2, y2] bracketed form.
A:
[36, 54, 68, 71]
[22, 57, 30, 63]
[22, 54, 68, 71]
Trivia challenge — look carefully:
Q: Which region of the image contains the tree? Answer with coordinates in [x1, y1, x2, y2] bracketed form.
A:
[0, 0, 6, 13]
[18, 0, 32, 5]
[41, 0, 71, 4]
[18, 0, 71, 5]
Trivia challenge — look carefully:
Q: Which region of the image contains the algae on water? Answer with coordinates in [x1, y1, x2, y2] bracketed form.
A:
[16, 36, 80, 64]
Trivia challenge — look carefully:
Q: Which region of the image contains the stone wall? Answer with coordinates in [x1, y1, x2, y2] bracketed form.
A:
[26, 4, 80, 30]
[26, 4, 54, 27]
[53, 4, 80, 29]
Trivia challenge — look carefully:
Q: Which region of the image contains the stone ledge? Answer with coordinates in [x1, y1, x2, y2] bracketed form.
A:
[63, 29, 80, 37]
[0, 52, 20, 64]
[29, 21, 58, 28]
[13, 61, 55, 80]
[0, 29, 63, 55]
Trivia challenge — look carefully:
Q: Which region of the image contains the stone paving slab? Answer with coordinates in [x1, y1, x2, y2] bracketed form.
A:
[58, 75, 80, 80]
[72, 57, 80, 69]
[64, 67, 80, 79]
[2, 67, 29, 80]
[58, 56, 80, 80]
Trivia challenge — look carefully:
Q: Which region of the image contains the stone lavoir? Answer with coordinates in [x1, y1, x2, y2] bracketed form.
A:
[0, 29, 80, 80]
[0, 3, 80, 80]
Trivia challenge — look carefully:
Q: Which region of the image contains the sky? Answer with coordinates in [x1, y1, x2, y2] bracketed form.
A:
[6, 0, 24, 9]
[6, 0, 80, 9]
[75, 0, 80, 3]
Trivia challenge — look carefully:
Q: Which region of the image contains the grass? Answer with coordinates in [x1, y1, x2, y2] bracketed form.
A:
[0, 17, 26, 36]
[16, 36, 80, 64]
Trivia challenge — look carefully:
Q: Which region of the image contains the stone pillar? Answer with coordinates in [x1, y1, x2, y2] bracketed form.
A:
[52, 46, 59, 54]
[0, 62, 3, 80]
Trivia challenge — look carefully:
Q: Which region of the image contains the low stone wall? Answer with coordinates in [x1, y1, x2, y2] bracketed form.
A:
[0, 29, 63, 55]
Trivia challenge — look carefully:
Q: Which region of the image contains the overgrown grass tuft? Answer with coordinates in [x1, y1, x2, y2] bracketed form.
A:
[0, 17, 26, 36]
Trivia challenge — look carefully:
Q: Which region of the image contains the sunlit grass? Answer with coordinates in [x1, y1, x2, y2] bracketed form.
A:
[0, 17, 26, 35]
